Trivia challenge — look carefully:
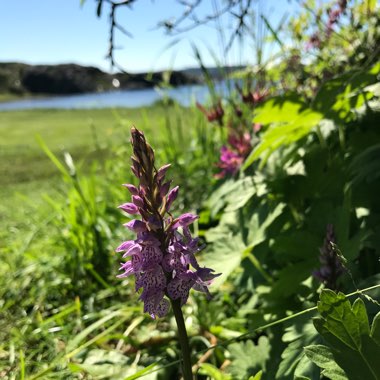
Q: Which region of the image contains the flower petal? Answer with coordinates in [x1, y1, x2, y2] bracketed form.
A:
[171, 213, 199, 229]
[122, 183, 139, 195]
[166, 186, 179, 211]
[117, 261, 134, 278]
[124, 219, 147, 233]
[167, 275, 194, 305]
[118, 202, 139, 214]
[116, 240, 134, 253]
[156, 164, 171, 181]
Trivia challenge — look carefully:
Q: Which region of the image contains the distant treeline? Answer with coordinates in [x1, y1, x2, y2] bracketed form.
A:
[0, 62, 244, 96]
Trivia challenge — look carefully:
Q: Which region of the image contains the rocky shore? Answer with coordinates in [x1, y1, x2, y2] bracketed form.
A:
[0, 62, 202, 96]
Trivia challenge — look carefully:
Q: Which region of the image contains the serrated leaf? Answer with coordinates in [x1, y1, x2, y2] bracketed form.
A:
[244, 100, 323, 169]
[228, 337, 270, 379]
[352, 298, 370, 336]
[203, 201, 247, 286]
[204, 200, 285, 286]
[276, 320, 319, 380]
[293, 354, 314, 380]
[304, 345, 348, 380]
[246, 202, 285, 247]
[248, 370, 263, 380]
[313, 290, 380, 380]
[316, 290, 361, 350]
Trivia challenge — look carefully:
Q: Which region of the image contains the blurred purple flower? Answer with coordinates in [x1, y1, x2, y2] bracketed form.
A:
[216, 132, 252, 179]
[313, 224, 346, 290]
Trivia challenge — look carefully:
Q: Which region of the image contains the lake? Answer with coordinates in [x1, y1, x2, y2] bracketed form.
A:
[0, 81, 234, 111]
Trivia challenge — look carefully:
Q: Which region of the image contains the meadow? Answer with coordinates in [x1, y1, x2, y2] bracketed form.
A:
[0, 106, 199, 242]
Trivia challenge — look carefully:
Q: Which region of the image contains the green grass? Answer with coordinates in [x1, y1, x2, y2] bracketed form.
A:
[0, 104, 214, 378]
[0, 105, 197, 249]
[0, 106, 193, 184]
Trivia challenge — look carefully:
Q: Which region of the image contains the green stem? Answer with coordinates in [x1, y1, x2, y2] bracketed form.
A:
[171, 299, 193, 380]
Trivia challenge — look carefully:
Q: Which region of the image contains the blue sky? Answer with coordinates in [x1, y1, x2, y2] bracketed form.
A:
[0, 0, 298, 73]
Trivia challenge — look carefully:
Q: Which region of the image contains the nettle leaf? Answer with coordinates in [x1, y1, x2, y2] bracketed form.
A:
[313, 290, 380, 380]
[227, 337, 270, 379]
[304, 345, 348, 380]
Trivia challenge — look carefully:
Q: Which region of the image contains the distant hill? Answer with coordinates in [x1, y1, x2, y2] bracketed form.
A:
[0, 62, 244, 96]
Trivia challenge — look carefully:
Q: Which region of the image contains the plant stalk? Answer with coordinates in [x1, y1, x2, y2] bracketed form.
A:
[171, 299, 193, 380]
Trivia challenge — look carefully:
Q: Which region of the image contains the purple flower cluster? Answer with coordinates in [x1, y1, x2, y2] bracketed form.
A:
[307, 0, 347, 49]
[216, 132, 252, 179]
[117, 128, 220, 318]
[313, 224, 346, 290]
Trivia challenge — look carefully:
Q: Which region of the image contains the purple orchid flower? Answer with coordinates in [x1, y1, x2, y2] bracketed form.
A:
[116, 128, 220, 319]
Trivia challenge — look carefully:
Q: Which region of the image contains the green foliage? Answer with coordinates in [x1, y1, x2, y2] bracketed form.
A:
[312, 290, 380, 380]
[304, 345, 348, 380]
[227, 337, 270, 379]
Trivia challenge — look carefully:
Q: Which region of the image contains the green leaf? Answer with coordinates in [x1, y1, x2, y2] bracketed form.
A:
[313, 290, 380, 380]
[304, 345, 348, 380]
[370, 312, 380, 346]
[123, 362, 160, 380]
[276, 320, 320, 380]
[293, 354, 314, 380]
[204, 199, 284, 286]
[350, 144, 380, 185]
[246, 203, 285, 247]
[198, 363, 232, 380]
[227, 337, 270, 379]
[69, 349, 133, 380]
[313, 63, 380, 123]
[244, 96, 323, 168]
[252, 94, 306, 125]
[248, 370, 263, 380]
[206, 177, 262, 217]
[203, 220, 245, 287]
[225, 178, 257, 212]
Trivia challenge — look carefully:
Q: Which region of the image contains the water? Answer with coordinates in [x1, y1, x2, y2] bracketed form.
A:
[0, 82, 233, 111]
